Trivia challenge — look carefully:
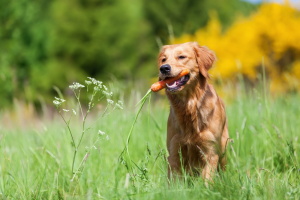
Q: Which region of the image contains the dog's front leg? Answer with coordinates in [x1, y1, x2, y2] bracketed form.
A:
[167, 155, 181, 180]
[167, 134, 183, 181]
[201, 154, 219, 184]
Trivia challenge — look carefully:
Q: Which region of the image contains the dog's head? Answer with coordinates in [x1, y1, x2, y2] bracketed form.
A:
[158, 42, 216, 93]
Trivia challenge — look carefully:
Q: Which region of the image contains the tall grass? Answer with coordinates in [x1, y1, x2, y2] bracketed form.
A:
[0, 82, 300, 199]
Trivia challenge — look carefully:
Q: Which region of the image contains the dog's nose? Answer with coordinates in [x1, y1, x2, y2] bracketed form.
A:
[160, 64, 171, 74]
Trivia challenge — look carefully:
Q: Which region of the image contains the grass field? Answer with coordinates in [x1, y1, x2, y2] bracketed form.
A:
[1, 85, 300, 199]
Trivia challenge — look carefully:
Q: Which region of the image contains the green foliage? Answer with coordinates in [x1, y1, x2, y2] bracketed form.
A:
[49, 0, 156, 79]
[1, 90, 300, 198]
[1, 66, 300, 199]
[0, 0, 257, 107]
[144, 0, 257, 43]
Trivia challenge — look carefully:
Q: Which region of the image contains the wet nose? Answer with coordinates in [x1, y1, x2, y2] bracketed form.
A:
[160, 64, 171, 74]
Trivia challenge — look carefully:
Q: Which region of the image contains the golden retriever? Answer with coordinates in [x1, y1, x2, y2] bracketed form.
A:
[157, 42, 229, 182]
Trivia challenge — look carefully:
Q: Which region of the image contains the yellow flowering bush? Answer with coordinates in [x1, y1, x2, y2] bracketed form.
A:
[173, 3, 300, 93]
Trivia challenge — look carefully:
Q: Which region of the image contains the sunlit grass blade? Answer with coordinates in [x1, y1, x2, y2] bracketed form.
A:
[119, 89, 152, 172]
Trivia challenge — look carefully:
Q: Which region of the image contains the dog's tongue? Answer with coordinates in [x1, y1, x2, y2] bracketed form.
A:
[166, 76, 186, 89]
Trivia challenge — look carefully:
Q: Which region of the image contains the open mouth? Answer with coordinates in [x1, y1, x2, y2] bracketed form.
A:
[166, 75, 190, 92]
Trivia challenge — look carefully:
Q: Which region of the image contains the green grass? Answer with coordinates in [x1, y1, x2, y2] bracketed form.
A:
[0, 89, 300, 199]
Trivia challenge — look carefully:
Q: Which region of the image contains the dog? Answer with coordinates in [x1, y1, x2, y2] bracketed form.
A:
[157, 42, 229, 182]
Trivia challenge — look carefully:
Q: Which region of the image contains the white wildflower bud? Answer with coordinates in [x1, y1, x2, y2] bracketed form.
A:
[103, 85, 108, 91]
[96, 81, 103, 88]
[115, 103, 123, 110]
[94, 86, 100, 91]
[53, 100, 60, 106]
[72, 109, 76, 115]
[107, 99, 114, 105]
[117, 100, 123, 106]
[53, 97, 66, 107]
[106, 135, 109, 140]
[69, 82, 85, 90]
[63, 109, 69, 112]
[76, 82, 85, 88]
[115, 100, 123, 109]
[85, 80, 92, 85]
[88, 77, 98, 85]
[102, 90, 112, 96]
[54, 97, 66, 102]
[98, 130, 105, 135]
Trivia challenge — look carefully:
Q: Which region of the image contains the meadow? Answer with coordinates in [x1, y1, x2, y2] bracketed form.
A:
[0, 80, 300, 199]
[2, 1, 300, 199]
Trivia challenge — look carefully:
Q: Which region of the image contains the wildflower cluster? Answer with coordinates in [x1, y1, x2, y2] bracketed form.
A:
[53, 77, 123, 181]
[115, 100, 124, 110]
[173, 3, 300, 93]
[85, 77, 113, 96]
[102, 90, 113, 97]
[98, 130, 105, 135]
[87, 77, 103, 87]
[53, 97, 66, 108]
[98, 130, 109, 140]
[107, 99, 114, 105]
[84, 80, 92, 85]
[69, 82, 85, 90]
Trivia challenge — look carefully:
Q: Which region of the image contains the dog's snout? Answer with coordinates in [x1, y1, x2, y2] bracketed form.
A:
[160, 64, 171, 74]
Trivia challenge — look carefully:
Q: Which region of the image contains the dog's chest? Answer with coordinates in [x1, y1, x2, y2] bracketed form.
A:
[177, 98, 206, 135]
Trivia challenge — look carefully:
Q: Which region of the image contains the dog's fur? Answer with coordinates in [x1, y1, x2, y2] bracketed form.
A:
[157, 42, 229, 181]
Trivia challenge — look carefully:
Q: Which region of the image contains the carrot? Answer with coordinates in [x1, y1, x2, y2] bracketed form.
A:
[151, 69, 190, 92]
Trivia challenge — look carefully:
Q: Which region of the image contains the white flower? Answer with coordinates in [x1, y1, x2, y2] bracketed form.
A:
[103, 85, 108, 91]
[53, 100, 60, 105]
[85, 80, 92, 85]
[87, 77, 103, 87]
[94, 86, 100, 92]
[54, 97, 66, 102]
[53, 97, 66, 107]
[102, 90, 113, 96]
[106, 135, 109, 140]
[96, 81, 103, 88]
[63, 109, 69, 112]
[87, 77, 97, 85]
[107, 99, 114, 105]
[72, 109, 76, 115]
[115, 101, 123, 110]
[69, 82, 85, 90]
[98, 130, 105, 135]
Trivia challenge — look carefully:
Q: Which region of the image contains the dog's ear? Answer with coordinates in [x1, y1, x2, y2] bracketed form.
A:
[192, 43, 216, 78]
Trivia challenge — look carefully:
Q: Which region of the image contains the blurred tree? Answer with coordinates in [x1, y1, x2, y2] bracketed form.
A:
[0, 0, 256, 107]
[0, 0, 52, 106]
[143, 0, 256, 44]
[49, 0, 156, 79]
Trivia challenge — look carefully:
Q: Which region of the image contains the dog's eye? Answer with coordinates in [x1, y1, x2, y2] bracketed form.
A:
[162, 58, 166, 63]
[178, 55, 186, 59]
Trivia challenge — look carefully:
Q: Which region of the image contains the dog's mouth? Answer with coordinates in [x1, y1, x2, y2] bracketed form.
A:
[165, 74, 190, 92]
